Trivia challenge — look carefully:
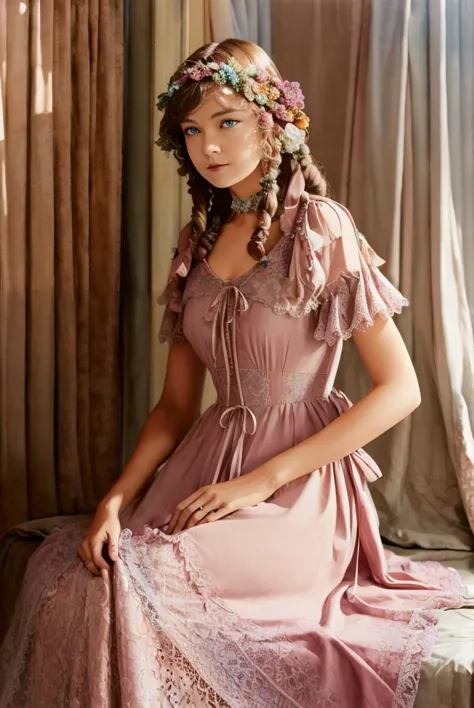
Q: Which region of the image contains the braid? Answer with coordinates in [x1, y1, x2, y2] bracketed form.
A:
[248, 134, 282, 262]
[176, 147, 224, 263]
[297, 152, 327, 197]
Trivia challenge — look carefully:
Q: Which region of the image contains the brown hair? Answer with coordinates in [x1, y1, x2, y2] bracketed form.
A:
[158, 38, 327, 263]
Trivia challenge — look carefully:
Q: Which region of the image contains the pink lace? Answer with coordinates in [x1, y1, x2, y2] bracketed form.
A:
[313, 260, 409, 347]
[158, 226, 408, 349]
[0, 513, 467, 707]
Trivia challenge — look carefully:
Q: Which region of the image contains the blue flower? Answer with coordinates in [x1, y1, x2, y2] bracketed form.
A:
[219, 64, 241, 88]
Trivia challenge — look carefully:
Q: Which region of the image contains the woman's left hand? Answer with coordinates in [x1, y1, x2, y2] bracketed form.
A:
[166, 469, 278, 534]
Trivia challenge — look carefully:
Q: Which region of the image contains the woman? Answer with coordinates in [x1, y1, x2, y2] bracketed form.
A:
[0, 38, 466, 708]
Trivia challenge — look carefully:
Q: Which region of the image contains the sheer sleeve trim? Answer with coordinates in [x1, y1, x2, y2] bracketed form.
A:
[313, 254, 409, 346]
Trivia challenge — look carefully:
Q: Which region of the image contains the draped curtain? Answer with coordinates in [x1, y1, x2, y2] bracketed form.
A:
[121, 0, 153, 463]
[150, 0, 214, 409]
[209, 0, 272, 55]
[0, 0, 124, 532]
[272, 0, 474, 549]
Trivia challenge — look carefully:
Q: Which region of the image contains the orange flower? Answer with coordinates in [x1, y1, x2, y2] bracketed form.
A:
[294, 112, 310, 130]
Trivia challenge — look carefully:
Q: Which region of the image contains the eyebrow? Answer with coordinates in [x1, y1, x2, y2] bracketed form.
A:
[182, 108, 245, 125]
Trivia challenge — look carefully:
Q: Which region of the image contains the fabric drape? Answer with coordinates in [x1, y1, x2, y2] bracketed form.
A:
[121, 0, 153, 464]
[209, 0, 272, 55]
[0, 0, 124, 531]
[272, 0, 474, 549]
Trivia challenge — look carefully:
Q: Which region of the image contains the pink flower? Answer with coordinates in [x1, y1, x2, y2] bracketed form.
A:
[274, 103, 290, 121]
[275, 80, 305, 109]
[188, 66, 212, 81]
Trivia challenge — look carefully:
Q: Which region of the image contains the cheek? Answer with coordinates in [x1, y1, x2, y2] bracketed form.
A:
[184, 137, 206, 173]
[230, 126, 262, 162]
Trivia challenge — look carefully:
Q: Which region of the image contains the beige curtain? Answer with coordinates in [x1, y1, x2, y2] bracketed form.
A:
[150, 0, 215, 409]
[210, 0, 272, 54]
[0, 0, 124, 532]
[272, 0, 474, 550]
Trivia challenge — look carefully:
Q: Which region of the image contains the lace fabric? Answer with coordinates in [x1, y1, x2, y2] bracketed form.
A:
[158, 219, 408, 349]
[0, 517, 466, 708]
[313, 260, 409, 347]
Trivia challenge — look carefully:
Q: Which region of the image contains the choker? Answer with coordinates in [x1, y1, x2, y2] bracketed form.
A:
[231, 190, 265, 214]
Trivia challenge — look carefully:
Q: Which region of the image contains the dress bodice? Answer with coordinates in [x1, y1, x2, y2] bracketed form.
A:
[181, 231, 340, 413]
[158, 173, 408, 486]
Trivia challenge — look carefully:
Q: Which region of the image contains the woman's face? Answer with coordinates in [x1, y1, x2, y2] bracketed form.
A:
[181, 88, 264, 192]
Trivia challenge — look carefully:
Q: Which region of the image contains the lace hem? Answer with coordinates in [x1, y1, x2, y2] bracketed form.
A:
[0, 520, 466, 707]
[119, 525, 343, 708]
[313, 261, 409, 346]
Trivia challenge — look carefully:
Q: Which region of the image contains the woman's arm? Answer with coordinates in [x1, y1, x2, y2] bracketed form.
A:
[101, 340, 206, 514]
[166, 315, 421, 534]
[260, 314, 421, 490]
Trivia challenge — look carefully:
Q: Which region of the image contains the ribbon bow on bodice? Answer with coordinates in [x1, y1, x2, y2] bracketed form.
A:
[207, 285, 257, 485]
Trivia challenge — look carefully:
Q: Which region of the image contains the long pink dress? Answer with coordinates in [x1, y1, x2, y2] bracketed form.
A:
[0, 167, 466, 708]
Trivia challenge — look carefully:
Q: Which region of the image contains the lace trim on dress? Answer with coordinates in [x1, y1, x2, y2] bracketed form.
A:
[313, 259, 409, 347]
[158, 306, 186, 345]
[118, 526, 345, 708]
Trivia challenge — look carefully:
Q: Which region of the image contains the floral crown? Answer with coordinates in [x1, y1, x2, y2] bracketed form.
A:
[157, 57, 310, 150]
[157, 57, 309, 127]
[156, 57, 312, 198]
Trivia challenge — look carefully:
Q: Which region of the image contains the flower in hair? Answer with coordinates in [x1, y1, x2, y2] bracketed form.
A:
[260, 168, 280, 193]
[279, 123, 306, 154]
[294, 112, 310, 130]
[156, 57, 312, 153]
[188, 65, 213, 81]
[275, 81, 305, 109]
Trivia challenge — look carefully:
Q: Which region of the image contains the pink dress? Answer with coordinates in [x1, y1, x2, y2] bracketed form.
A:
[0, 167, 466, 708]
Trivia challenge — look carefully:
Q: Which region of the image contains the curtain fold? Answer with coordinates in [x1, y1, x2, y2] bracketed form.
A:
[150, 0, 214, 410]
[210, 0, 272, 55]
[272, 0, 474, 549]
[0, 0, 124, 531]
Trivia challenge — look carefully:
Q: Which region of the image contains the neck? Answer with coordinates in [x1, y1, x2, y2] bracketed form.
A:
[229, 165, 263, 201]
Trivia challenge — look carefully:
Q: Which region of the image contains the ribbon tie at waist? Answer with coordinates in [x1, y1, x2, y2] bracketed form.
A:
[208, 285, 258, 485]
[212, 404, 257, 485]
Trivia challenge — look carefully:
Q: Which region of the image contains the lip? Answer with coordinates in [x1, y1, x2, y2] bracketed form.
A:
[207, 163, 229, 171]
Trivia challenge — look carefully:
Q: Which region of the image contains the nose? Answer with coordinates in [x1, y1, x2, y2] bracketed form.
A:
[203, 137, 221, 157]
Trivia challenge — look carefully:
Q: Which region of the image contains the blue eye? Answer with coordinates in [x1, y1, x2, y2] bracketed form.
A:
[184, 127, 199, 136]
[222, 119, 238, 129]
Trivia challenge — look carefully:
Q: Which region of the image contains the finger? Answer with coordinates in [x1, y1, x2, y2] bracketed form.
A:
[184, 499, 218, 530]
[173, 495, 211, 534]
[107, 531, 120, 562]
[168, 491, 208, 534]
[78, 541, 98, 574]
[78, 539, 101, 576]
[201, 505, 234, 525]
[91, 539, 110, 572]
[82, 552, 101, 576]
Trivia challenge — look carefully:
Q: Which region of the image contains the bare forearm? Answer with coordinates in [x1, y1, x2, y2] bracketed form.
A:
[261, 383, 421, 490]
[102, 403, 194, 512]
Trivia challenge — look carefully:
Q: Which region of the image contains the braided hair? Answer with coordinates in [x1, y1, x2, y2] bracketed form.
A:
[157, 38, 328, 265]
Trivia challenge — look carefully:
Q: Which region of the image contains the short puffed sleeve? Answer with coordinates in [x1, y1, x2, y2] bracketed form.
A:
[157, 222, 194, 346]
[311, 199, 409, 345]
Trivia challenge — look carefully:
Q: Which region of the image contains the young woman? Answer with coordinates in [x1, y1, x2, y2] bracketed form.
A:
[0, 38, 466, 708]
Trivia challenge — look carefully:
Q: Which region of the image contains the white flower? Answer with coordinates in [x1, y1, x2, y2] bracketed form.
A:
[279, 123, 306, 154]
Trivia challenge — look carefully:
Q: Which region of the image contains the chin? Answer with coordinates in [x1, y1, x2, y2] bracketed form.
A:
[206, 171, 255, 191]
[203, 172, 234, 190]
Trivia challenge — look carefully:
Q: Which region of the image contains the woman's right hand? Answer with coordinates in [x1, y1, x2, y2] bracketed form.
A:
[77, 501, 122, 576]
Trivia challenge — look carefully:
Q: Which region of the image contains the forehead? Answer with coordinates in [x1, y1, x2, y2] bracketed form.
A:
[183, 87, 251, 122]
